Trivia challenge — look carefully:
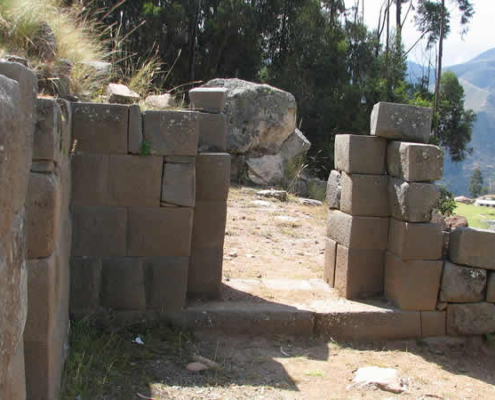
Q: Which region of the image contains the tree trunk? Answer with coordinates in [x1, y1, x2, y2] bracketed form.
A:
[395, 0, 402, 47]
[433, 0, 445, 137]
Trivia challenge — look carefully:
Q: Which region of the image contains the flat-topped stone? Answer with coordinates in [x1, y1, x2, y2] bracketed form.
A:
[439, 261, 486, 303]
[389, 178, 440, 222]
[334, 134, 386, 175]
[340, 172, 390, 217]
[371, 102, 432, 143]
[189, 87, 228, 113]
[387, 141, 443, 182]
[449, 227, 495, 270]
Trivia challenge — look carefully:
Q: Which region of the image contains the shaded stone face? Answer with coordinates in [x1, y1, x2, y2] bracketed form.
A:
[439, 262, 487, 303]
[326, 170, 341, 210]
[447, 303, 495, 335]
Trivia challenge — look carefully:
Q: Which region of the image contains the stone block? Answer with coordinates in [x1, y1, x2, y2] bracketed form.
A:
[191, 201, 228, 250]
[387, 141, 443, 182]
[447, 303, 495, 335]
[189, 87, 228, 113]
[197, 113, 227, 152]
[56, 99, 72, 156]
[31, 160, 55, 173]
[196, 153, 231, 201]
[439, 261, 486, 303]
[144, 256, 188, 310]
[33, 98, 62, 162]
[327, 210, 389, 250]
[108, 155, 163, 206]
[326, 170, 341, 209]
[421, 311, 446, 337]
[101, 257, 146, 310]
[384, 252, 443, 311]
[389, 178, 440, 222]
[324, 238, 337, 287]
[24, 256, 57, 343]
[71, 206, 127, 256]
[340, 172, 389, 216]
[188, 247, 224, 297]
[70, 257, 102, 311]
[164, 156, 196, 164]
[487, 273, 495, 302]
[370, 102, 432, 143]
[128, 207, 193, 257]
[334, 245, 384, 299]
[71, 154, 109, 206]
[26, 172, 61, 258]
[334, 134, 386, 175]
[449, 227, 495, 270]
[72, 102, 128, 154]
[4, 340, 26, 400]
[161, 163, 196, 207]
[128, 104, 143, 154]
[142, 110, 199, 156]
[388, 218, 443, 260]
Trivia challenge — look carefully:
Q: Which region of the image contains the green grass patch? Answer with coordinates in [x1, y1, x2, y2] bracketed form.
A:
[454, 202, 495, 229]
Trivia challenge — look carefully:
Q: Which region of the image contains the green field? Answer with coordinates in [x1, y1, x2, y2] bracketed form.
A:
[455, 202, 495, 229]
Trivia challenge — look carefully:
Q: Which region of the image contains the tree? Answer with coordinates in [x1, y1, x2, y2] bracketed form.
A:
[436, 71, 476, 162]
[414, 0, 474, 135]
[469, 168, 484, 198]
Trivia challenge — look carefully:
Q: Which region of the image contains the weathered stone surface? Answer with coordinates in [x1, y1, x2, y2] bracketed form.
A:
[324, 238, 337, 287]
[202, 78, 296, 154]
[26, 173, 61, 258]
[196, 153, 231, 201]
[449, 227, 495, 270]
[188, 247, 224, 297]
[71, 154, 109, 206]
[487, 273, 495, 302]
[387, 141, 443, 182]
[107, 83, 140, 104]
[335, 245, 384, 299]
[34, 98, 62, 162]
[128, 104, 143, 154]
[145, 93, 177, 109]
[384, 252, 443, 311]
[101, 257, 146, 310]
[4, 340, 26, 400]
[128, 207, 193, 257]
[142, 110, 199, 156]
[144, 256, 188, 310]
[190, 87, 228, 113]
[280, 128, 311, 160]
[370, 102, 432, 143]
[246, 153, 284, 186]
[335, 134, 386, 175]
[447, 303, 495, 335]
[421, 311, 446, 337]
[31, 160, 55, 173]
[108, 155, 163, 207]
[327, 210, 389, 250]
[389, 178, 440, 222]
[388, 218, 443, 260]
[70, 257, 102, 311]
[71, 206, 127, 256]
[256, 189, 287, 202]
[162, 162, 196, 207]
[340, 172, 390, 217]
[198, 113, 227, 152]
[326, 170, 341, 209]
[164, 156, 196, 163]
[439, 261, 486, 303]
[191, 201, 228, 250]
[72, 102, 128, 154]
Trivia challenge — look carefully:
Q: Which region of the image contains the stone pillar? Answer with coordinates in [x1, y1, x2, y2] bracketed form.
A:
[0, 62, 37, 400]
[188, 88, 230, 297]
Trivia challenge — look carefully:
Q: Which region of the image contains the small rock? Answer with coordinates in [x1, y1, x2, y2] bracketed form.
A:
[352, 367, 406, 394]
[187, 362, 209, 372]
[256, 189, 288, 201]
[445, 215, 469, 230]
[107, 83, 140, 104]
[250, 200, 273, 207]
[145, 93, 177, 109]
[193, 355, 221, 369]
[228, 251, 238, 258]
[298, 198, 323, 206]
[246, 254, 255, 258]
[275, 215, 299, 224]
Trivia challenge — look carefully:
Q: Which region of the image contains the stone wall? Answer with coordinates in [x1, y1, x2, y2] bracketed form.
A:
[326, 101, 495, 337]
[0, 62, 37, 400]
[69, 88, 230, 318]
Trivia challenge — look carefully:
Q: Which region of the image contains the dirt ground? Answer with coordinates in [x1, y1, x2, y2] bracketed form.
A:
[223, 186, 327, 281]
[62, 186, 495, 399]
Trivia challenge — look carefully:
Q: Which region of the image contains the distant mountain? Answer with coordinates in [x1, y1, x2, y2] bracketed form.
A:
[406, 48, 495, 195]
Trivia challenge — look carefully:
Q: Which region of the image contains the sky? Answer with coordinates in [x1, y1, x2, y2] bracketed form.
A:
[345, 0, 495, 66]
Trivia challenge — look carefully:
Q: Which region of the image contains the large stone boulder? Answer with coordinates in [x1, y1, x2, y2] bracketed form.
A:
[202, 79, 310, 186]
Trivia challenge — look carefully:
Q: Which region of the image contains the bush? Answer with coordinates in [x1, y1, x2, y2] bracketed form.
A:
[435, 185, 457, 216]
